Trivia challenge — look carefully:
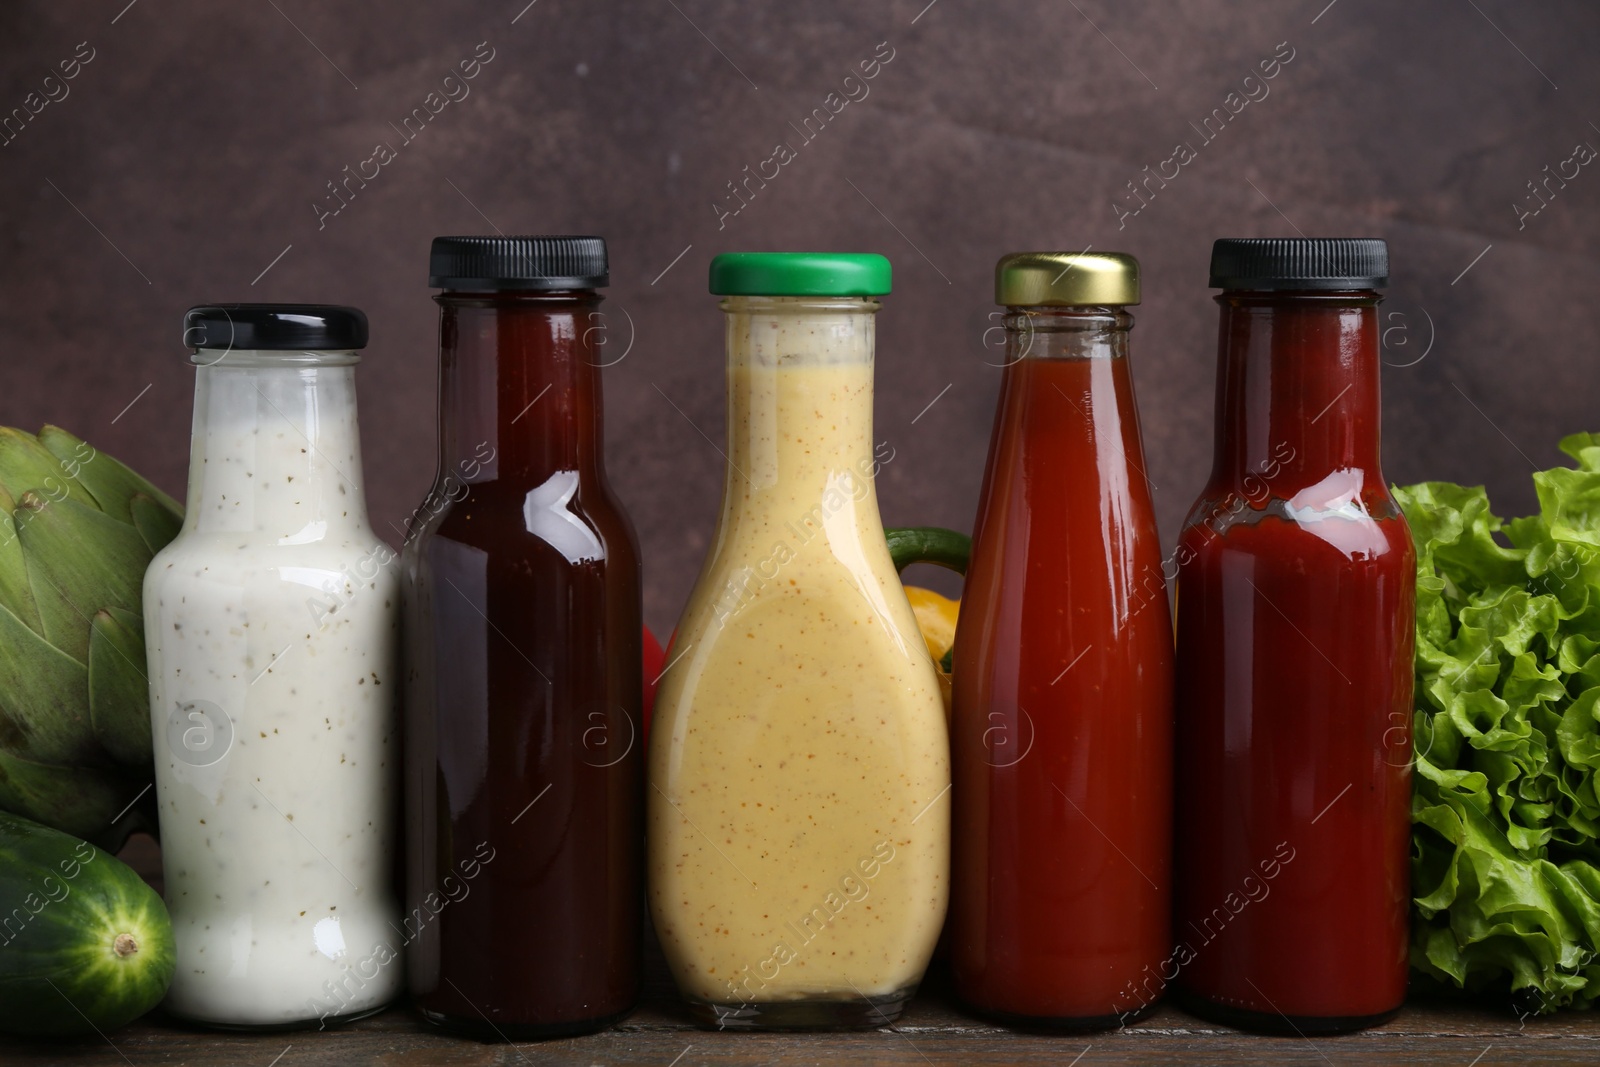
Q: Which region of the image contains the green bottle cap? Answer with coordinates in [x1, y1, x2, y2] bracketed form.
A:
[709, 252, 892, 297]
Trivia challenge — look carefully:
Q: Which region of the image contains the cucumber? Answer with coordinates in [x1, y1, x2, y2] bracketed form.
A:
[0, 810, 174, 1036]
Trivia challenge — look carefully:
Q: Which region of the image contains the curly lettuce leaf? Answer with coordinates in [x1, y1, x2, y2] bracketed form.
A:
[1398, 433, 1600, 1012]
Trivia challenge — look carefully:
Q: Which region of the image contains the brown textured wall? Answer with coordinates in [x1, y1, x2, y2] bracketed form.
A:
[1, 1, 1597, 635]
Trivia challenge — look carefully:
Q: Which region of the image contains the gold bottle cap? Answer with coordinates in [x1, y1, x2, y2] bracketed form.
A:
[994, 251, 1141, 307]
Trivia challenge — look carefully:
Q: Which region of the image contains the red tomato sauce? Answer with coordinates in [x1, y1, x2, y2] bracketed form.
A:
[951, 316, 1174, 1026]
[1173, 290, 1415, 1029]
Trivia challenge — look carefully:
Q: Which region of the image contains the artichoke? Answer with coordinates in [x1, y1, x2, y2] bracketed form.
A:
[0, 425, 182, 851]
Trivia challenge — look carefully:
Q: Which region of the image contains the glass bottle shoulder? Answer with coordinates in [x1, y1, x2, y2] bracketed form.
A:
[661, 491, 937, 711]
[145, 524, 400, 632]
[151, 521, 398, 578]
[1178, 466, 1413, 569]
[400, 472, 636, 571]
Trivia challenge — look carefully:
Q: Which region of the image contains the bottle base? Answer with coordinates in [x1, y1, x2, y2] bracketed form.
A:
[686, 986, 916, 1031]
[1173, 987, 1401, 1035]
[962, 998, 1161, 1033]
[416, 1004, 630, 1042]
[161, 1002, 389, 1033]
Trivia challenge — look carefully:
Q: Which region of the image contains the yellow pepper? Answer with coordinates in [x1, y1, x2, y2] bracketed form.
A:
[886, 527, 971, 717]
[904, 585, 959, 715]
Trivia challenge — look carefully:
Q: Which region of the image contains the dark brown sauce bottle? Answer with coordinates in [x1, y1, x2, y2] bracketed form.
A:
[402, 236, 643, 1039]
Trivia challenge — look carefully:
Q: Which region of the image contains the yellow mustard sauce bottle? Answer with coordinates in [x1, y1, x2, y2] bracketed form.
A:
[647, 252, 949, 1030]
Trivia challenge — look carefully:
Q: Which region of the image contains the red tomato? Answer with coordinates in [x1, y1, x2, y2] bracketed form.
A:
[641, 625, 665, 738]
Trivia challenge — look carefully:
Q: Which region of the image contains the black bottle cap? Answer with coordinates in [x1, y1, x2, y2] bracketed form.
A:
[1209, 238, 1389, 290]
[183, 304, 369, 351]
[429, 235, 609, 290]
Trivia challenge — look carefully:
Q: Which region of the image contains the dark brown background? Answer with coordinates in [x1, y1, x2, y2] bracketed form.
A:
[2, 0, 1597, 633]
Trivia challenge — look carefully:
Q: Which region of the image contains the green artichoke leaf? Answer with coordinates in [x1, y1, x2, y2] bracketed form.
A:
[16, 494, 152, 665]
[0, 483, 43, 637]
[39, 424, 183, 522]
[88, 607, 152, 767]
[0, 745, 146, 851]
[129, 492, 183, 555]
[0, 600, 96, 766]
[0, 427, 96, 511]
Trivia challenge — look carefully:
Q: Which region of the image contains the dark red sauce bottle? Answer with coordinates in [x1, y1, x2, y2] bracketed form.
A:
[1172, 238, 1415, 1034]
[402, 236, 643, 1038]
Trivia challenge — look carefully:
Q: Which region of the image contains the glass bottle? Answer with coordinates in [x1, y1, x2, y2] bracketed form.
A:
[401, 236, 643, 1038]
[951, 253, 1173, 1027]
[1173, 238, 1415, 1033]
[145, 304, 401, 1029]
[648, 253, 948, 1030]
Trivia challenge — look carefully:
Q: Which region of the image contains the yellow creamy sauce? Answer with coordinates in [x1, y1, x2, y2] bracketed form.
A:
[649, 344, 949, 1005]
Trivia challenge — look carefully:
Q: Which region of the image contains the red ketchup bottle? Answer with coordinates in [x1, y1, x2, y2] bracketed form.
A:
[951, 252, 1174, 1028]
[1173, 238, 1415, 1033]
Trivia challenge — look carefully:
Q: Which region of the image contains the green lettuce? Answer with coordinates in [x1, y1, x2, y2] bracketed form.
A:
[1398, 433, 1600, 1011]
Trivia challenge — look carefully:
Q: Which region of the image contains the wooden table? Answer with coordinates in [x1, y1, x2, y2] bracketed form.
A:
[5, 838, 1597, 1065]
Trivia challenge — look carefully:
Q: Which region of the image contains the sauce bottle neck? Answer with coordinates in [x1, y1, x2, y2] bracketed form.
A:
[719, 297, 882, 496]
[1209, 292, 1385, 492]
[186, 355, 371, 538]
[434, 292, 608, 490]
[1000, 305, 1132, 364]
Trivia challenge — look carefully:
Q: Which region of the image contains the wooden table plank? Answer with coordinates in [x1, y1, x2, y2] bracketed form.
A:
[1, 1000, 1596, 1067]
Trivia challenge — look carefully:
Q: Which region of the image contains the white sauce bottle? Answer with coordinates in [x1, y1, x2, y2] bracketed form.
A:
[144, 305, 401, 1028]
